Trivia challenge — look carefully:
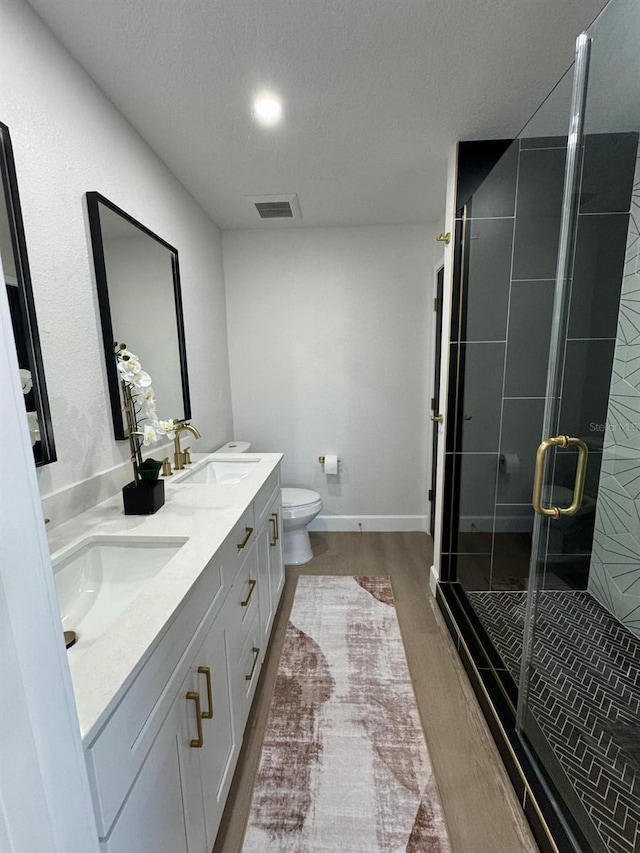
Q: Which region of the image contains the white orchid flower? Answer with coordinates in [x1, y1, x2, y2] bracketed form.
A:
[20, 368, 33, 394]
[119, 363, 152, 389]
[157, 419, 176, 439]
[142, 423, 159, 446]
[117, 358, 141, 382]
[133, 370, 152, 388]
[27, 410, 40, 446]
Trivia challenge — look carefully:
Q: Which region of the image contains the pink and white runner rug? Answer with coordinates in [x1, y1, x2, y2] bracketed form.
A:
[243, 575, 451, 852]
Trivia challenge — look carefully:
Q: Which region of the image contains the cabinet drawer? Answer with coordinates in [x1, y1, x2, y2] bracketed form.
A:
[254, 469, 280, 530]
[86, 555, 225, 837]
[228, 606, 263, 731]
[219, 503, 256, 589]
[227, 539, 259, 635]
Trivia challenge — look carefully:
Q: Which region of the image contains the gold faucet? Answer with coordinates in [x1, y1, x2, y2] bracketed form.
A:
[173, 422, 201, 470]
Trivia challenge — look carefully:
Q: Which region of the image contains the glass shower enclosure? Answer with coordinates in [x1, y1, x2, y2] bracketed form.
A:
[437, 1, 639, 850]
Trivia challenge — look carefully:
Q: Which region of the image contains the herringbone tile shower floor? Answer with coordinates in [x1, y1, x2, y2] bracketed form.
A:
[467, 590, 640, 853]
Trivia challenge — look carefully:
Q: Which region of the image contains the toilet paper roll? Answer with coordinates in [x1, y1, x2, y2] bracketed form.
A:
[323, 454, 339, 476]
[499, 453, 520, 475]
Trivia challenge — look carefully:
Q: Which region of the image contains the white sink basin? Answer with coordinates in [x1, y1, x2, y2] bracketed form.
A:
[177, 458, 258, 485]
[52, 536, 187, 649]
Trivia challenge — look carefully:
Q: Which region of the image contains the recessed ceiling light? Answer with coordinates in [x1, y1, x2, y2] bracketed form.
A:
[253, 93, 282, 126]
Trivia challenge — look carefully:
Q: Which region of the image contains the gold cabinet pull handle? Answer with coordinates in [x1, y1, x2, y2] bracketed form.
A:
[237, 526, 253, 550]
[241, 578, 256, 607]
[197, 666, 213, 719]
[245, 647, 260, 681]
[186, 691, 203, 747]
[269, 513, 278, 546]
[532, 435, 589, 518]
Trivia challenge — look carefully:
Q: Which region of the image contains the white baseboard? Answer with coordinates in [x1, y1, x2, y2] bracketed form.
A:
[308, 515, 428, 533]
[429, 564, 438, 596]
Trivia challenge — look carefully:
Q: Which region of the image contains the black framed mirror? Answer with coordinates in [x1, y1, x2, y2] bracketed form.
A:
[86, 192, 191, 440]
[1, 122, 56, 466]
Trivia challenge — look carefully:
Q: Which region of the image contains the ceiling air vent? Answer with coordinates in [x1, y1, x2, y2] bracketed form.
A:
[246, 194, 302, 221]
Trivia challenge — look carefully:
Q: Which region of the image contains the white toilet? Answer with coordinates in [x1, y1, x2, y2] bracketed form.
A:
[280, 487, 323, 565]
[214, 441, 323, 566]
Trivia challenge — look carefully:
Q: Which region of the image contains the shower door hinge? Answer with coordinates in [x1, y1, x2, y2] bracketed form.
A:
[430, 397, 436, 411]
[433, 297, 439, 312]
[428, 489, 434, 501]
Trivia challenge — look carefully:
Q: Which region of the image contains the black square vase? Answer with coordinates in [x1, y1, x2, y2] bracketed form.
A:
[122, 480, 165, 515]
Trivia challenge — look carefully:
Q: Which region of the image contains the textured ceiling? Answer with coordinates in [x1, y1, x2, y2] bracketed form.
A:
[26, 0, 608, 229]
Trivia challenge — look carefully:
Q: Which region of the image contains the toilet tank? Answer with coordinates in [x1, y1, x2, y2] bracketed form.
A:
[214, 440, 251, 454]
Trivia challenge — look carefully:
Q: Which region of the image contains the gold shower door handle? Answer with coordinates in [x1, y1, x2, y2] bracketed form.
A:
[532, 435, 588, 518]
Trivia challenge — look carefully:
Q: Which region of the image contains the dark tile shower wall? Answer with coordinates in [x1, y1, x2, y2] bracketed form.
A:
[443, 133, 638, 593]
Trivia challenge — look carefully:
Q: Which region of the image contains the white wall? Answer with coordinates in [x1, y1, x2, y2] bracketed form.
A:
[223, 224, 436, 530]
[0, 0, 232, 520]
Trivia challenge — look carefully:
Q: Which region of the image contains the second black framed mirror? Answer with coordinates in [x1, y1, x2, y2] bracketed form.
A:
[86, 192, 191, 440]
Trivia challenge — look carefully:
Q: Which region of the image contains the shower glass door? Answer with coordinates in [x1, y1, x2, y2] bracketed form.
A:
[517, 2, 640, 851]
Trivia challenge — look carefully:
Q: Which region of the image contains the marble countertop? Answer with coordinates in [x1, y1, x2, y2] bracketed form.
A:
[46, 453, 283, 743]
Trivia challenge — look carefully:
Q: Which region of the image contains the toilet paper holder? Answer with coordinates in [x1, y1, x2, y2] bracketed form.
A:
[318, 455, 340, 472]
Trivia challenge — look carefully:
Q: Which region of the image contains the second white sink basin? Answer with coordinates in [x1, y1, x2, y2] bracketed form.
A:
[53, 536, 187, 649]
[177, 459, 258, 485]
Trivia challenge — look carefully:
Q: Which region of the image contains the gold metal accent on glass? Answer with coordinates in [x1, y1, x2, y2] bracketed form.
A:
[241, 578, 256, 607]
[186, 691, 203, 747]
[237, 526, 253, 550]
[431, 414, 444, 423]
[173, 421, 201, 470]
[269, 512, 279, 546]
[162, 457, 172, 477]
[436, 232, 451, 244]
[245, 647, 260, 681]
[197, 666, 213, 719]
[532, 435, 589, 518]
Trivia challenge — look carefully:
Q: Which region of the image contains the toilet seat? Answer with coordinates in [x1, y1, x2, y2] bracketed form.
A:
[282, 488, 321, 509]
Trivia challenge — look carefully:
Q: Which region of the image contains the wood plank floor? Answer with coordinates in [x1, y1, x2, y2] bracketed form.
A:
[213, 532, 539, 853]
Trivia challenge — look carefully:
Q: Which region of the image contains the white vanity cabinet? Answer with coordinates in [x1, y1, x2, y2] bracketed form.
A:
[103, 664, 205, 853]
[84, 462, 285, 853]
[103, 606, 238, 853]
